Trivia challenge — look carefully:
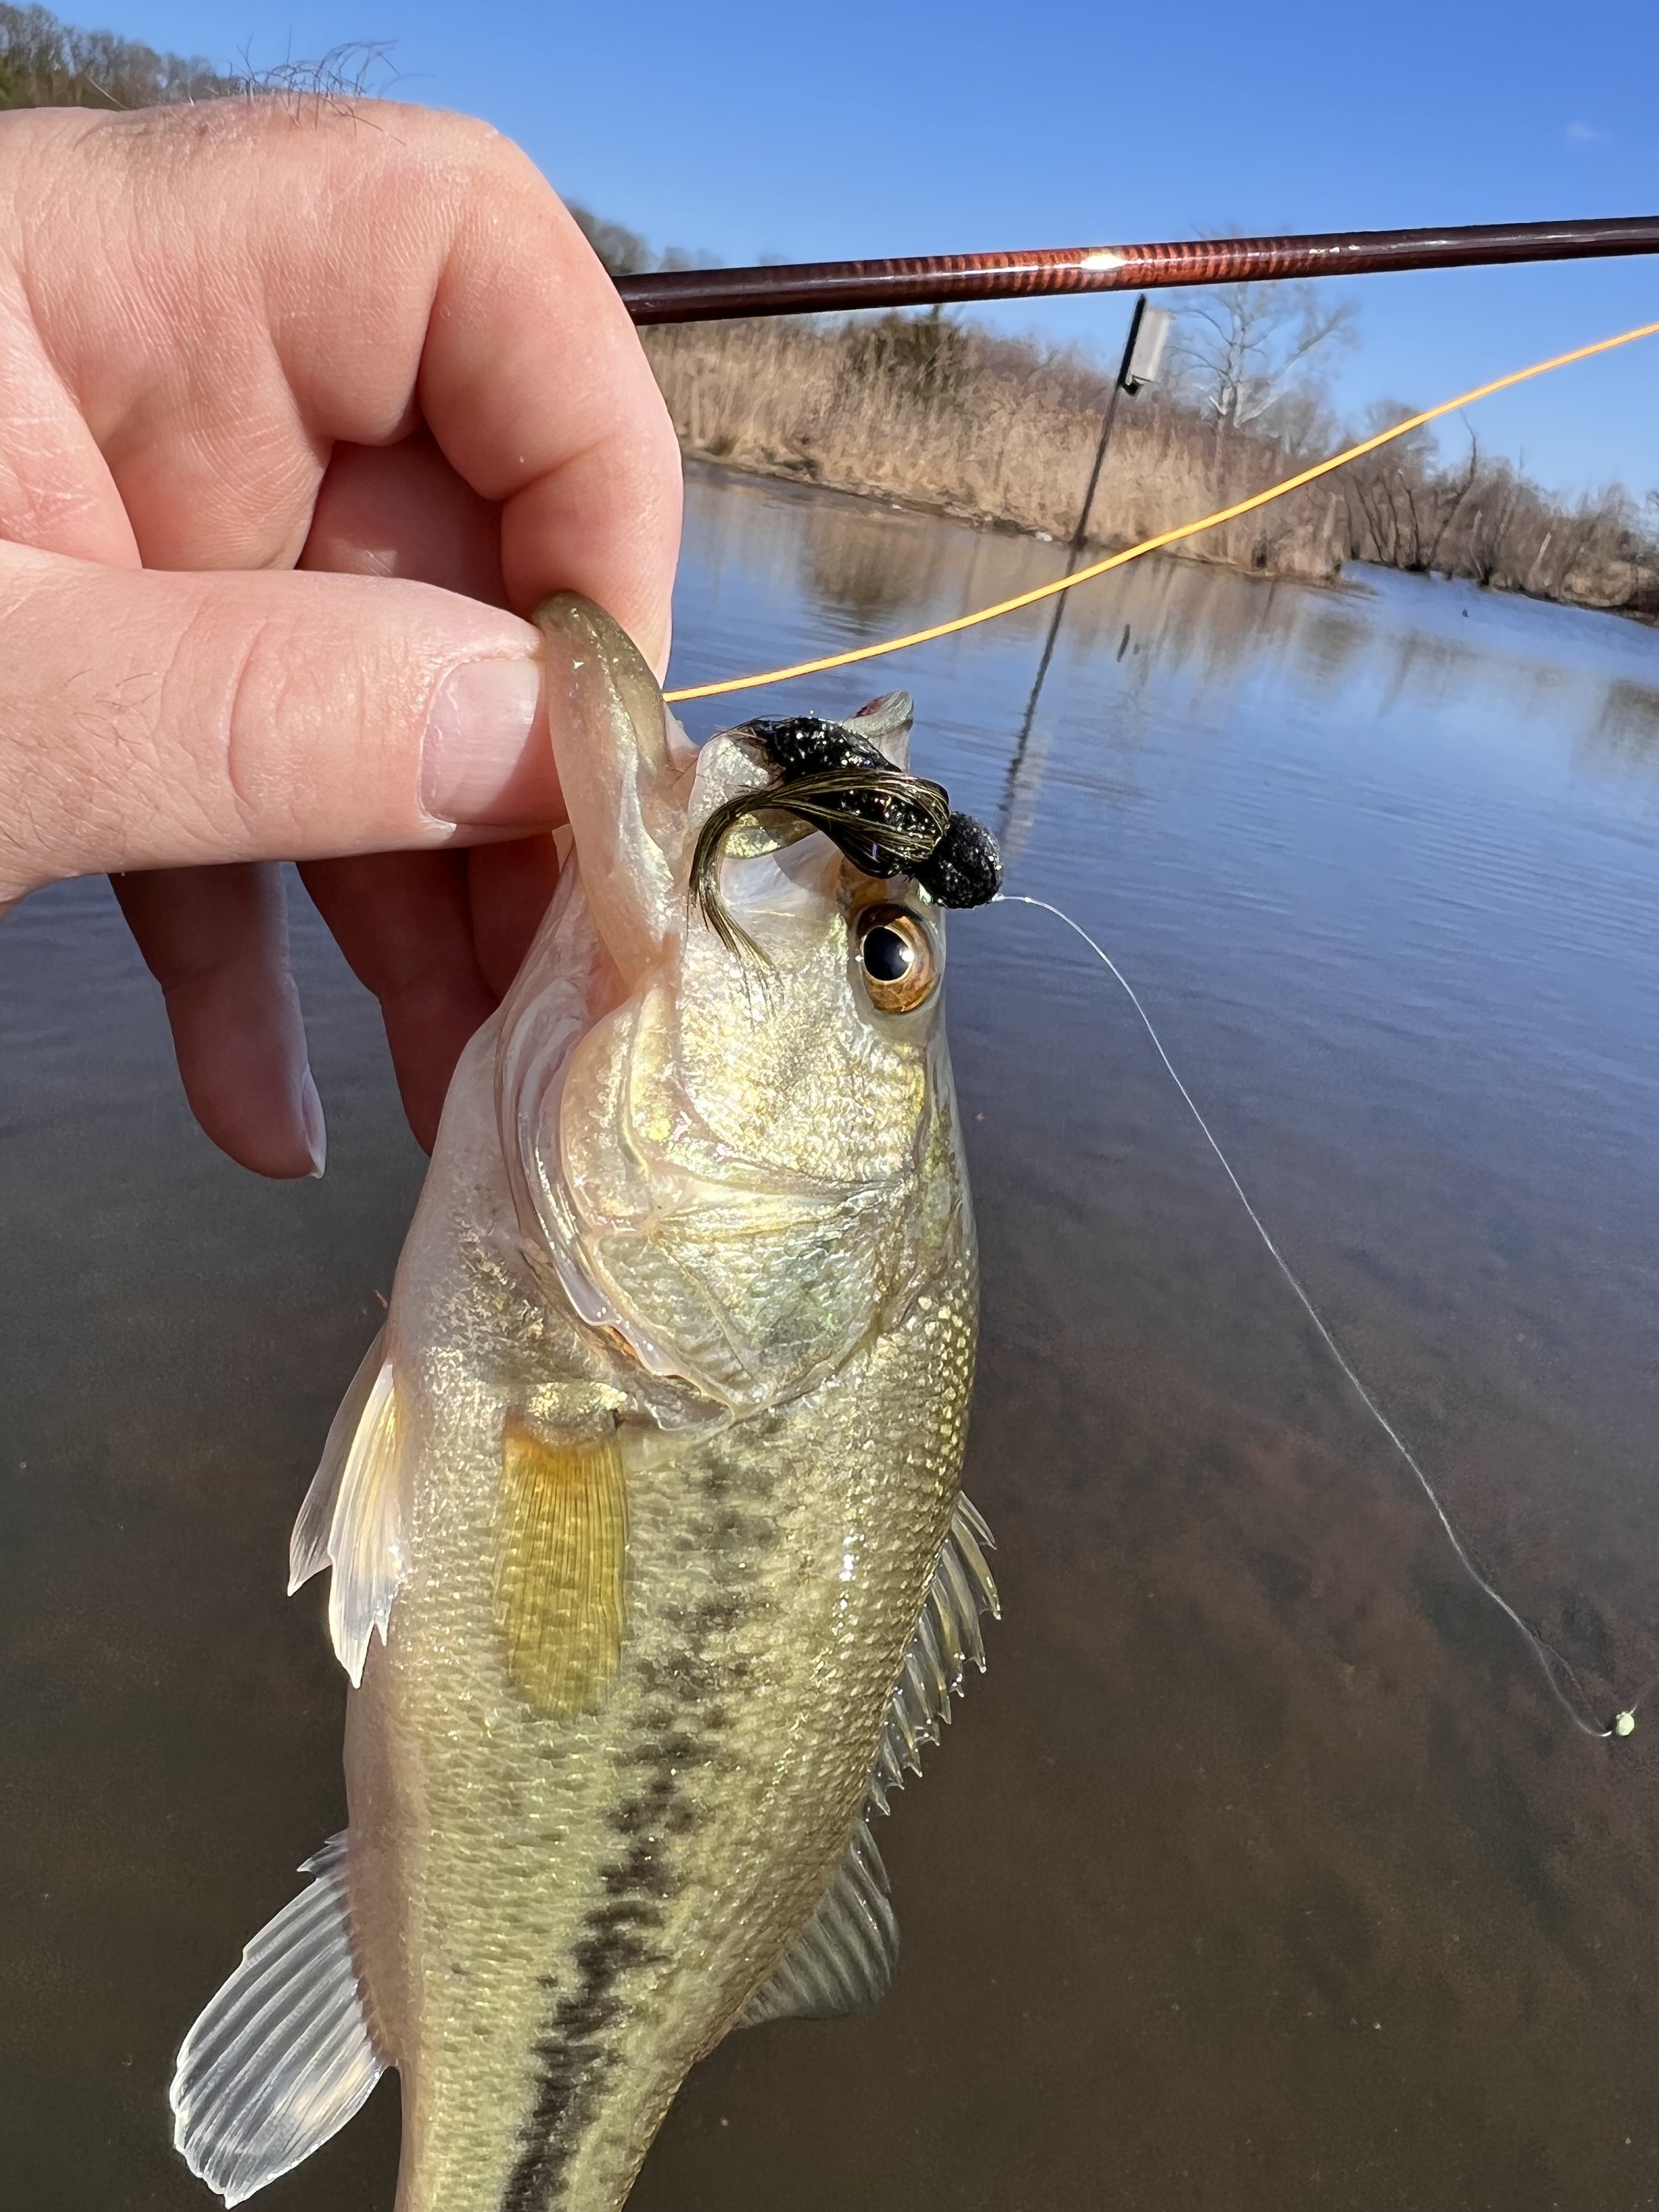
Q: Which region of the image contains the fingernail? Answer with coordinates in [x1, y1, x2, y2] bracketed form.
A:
[420, 657, 550, 827]
[300, 1067, 326, 1179]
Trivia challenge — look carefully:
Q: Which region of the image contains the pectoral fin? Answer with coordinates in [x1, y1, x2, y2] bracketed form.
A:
[494, 1419, 628, 1718]
[288, 1336, 405, 1687]
[171, 1835, 384, 2207]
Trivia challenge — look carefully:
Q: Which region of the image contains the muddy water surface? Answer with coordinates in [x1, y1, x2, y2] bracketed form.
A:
[7, 464, 1659, 2208]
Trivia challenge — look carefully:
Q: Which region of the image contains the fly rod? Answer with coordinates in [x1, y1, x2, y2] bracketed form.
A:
[618, 214, 1659, 324]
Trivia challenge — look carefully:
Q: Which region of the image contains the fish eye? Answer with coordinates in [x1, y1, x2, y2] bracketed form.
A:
[854, 905, 938, 1015]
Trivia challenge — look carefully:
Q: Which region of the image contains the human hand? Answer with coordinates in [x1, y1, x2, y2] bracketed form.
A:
[0, 97, 682, 1173]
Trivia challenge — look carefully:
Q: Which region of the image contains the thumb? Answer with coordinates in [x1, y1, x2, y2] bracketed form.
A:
[0, 542, 564, 903]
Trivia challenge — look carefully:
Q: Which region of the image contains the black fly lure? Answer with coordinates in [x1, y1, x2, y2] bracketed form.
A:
[689, 707, 1003, 960]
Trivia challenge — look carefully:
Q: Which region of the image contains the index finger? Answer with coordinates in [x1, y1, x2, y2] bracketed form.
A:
[419, 160, 684, 669]
[1, 100, 682, 666]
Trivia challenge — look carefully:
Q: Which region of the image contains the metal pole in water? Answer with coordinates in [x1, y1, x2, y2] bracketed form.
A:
[1001, 299, 1170, 841]
[1072, 302, 1133, 559]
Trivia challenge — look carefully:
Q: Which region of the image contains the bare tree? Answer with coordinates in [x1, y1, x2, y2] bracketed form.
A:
[567, 204, 729, 284]
[1167, 270, 1358, 457]
[568, 206, 654, 279]
[0, 3, 397, 110]
[1342, 405, 1480, 573]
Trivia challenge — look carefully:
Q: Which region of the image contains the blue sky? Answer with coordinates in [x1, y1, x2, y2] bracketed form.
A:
[93, 0, 1659, 496]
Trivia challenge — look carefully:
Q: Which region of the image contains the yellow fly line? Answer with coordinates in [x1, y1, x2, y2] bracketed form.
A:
[663, 317, 1659, 706]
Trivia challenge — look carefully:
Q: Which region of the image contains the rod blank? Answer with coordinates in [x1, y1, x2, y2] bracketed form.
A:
[618, 215, 1659, 325]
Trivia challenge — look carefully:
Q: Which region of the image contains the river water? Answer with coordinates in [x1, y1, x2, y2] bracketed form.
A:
[6, 463, 1659, 2209]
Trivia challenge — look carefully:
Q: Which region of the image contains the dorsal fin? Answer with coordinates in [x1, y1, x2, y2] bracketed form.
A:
[739, 1818, 897, 2027]
[288, 1334, 405, 1686]
[171, 1835, 384, 2205]
[867, 1490, 999, 1816]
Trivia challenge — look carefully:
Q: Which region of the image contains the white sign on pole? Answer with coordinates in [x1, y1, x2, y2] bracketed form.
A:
[1123, 306, 1173, 394]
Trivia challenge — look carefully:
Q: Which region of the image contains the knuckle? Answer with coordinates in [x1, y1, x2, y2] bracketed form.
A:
[391, 104, 522, 196]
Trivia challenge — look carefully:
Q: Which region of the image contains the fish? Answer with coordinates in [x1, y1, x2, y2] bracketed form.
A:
[167, 596, 1001, 2211]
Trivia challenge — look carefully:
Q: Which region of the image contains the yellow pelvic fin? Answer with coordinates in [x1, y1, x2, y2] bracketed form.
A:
[494, 1419, 628, 1718]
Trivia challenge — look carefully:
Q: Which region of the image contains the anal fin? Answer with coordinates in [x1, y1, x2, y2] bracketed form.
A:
[171, 1834, 384, 2207]
[739, 1818, 897, 2027]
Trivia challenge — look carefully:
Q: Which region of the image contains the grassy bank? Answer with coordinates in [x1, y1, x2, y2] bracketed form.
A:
[642, 313, 1344, 583]
[640, 311, 1659, 619]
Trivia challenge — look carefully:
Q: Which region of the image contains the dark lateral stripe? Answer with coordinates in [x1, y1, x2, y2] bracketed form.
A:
[502, 1500, 760, 2205]
[502, 1874, 671, 2211]
[501, 1761, 707, 2206]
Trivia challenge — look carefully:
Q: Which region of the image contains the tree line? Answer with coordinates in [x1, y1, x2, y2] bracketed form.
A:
[0, 2, 238, 107]
[1338, 408, 1657, 614]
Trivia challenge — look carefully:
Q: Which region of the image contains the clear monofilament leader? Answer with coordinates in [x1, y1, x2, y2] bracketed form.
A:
[994, 891, 1640, 1746]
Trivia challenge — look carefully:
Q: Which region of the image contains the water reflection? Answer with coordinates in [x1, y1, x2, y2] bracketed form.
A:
[1582, 674, 1659, 779]
[676, 468, 1659, 780]
[797, 496, 991, 630]
[7, 462, 1659, 2209]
